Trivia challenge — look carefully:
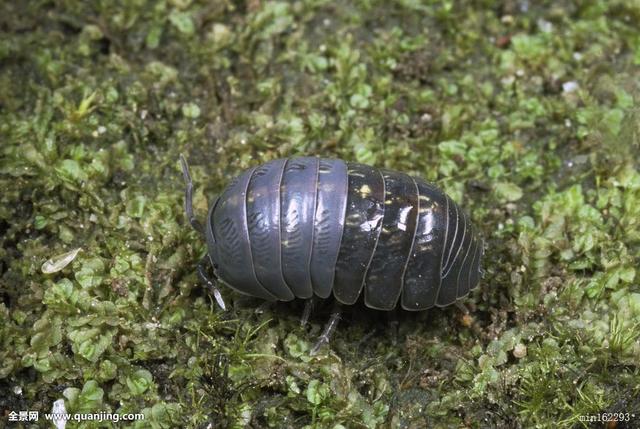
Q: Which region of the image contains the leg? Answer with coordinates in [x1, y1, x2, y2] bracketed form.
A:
[300, 297, 317, 327]
[455, 300, 475, 328]
[357, 328, 378, 351]
[198, 255, 226, 311]
[180, 154, 204, 237]
[310, 304, 342, 356]
[386, 308, 399, 346]
[253, 300, 274, 315]
[454, 300, 469, 314]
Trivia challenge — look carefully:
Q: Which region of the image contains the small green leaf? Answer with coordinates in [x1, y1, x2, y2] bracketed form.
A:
[78, 380, 104, 411]
[75, 257, 105, 289]
[181, 102, 201, 118]
[284, 333, 310, 359]
[126, 195, 147, 218]
[306, 379, 329, 405]
[64, 380, 104, 413]
[495, 182, 523, 202]
[98, 360, 118, 381]
[619, 267, 636, 283]
[135, 402, 182, 428]
[43, 278, 76, 306]
[63, 387, 80, 406]
[169, 11, 194, 35]
[33, 358, 51, 372]
[126, 369, 153, 396]
[56, 159, 88, 183]
[285, 375, 301, 395]
[146, 25, 163, 49]
[69, 328, 113, 362]
[34, 215, 48, 229]
[438, 139, 467, 157]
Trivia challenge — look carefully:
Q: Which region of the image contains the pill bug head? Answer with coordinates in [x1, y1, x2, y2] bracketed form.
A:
[179, 154, 228, 310]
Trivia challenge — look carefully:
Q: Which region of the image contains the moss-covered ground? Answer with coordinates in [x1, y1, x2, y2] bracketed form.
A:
[2, 1, 640, 428]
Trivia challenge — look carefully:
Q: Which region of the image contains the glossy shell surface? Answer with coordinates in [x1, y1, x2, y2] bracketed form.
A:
[207, 158, 482, 311]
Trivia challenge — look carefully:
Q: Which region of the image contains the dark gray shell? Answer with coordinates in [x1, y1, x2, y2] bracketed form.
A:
[206, 158, 482, 311]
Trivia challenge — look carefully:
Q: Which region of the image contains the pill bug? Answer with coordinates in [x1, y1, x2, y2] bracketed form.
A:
[181, 156, 483, 350]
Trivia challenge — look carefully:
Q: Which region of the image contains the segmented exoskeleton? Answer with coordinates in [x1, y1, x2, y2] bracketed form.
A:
[181, 156, 483, 352]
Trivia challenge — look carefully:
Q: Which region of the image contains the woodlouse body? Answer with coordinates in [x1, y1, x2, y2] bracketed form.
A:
[202, 157, 482, 311]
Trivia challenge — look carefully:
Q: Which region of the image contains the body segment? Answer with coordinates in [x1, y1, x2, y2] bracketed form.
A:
[211, 166, 276, 301]
[245, 159, 293, 300]
[401, 179, 448, 310]
[309, 159, 349, 298]
[279, 158, 319, 299]
[363, 170, 419, 311]
[332, 163, 385, 305]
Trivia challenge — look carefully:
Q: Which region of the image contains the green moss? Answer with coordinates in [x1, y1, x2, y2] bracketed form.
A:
[1, 0, 640, 427]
